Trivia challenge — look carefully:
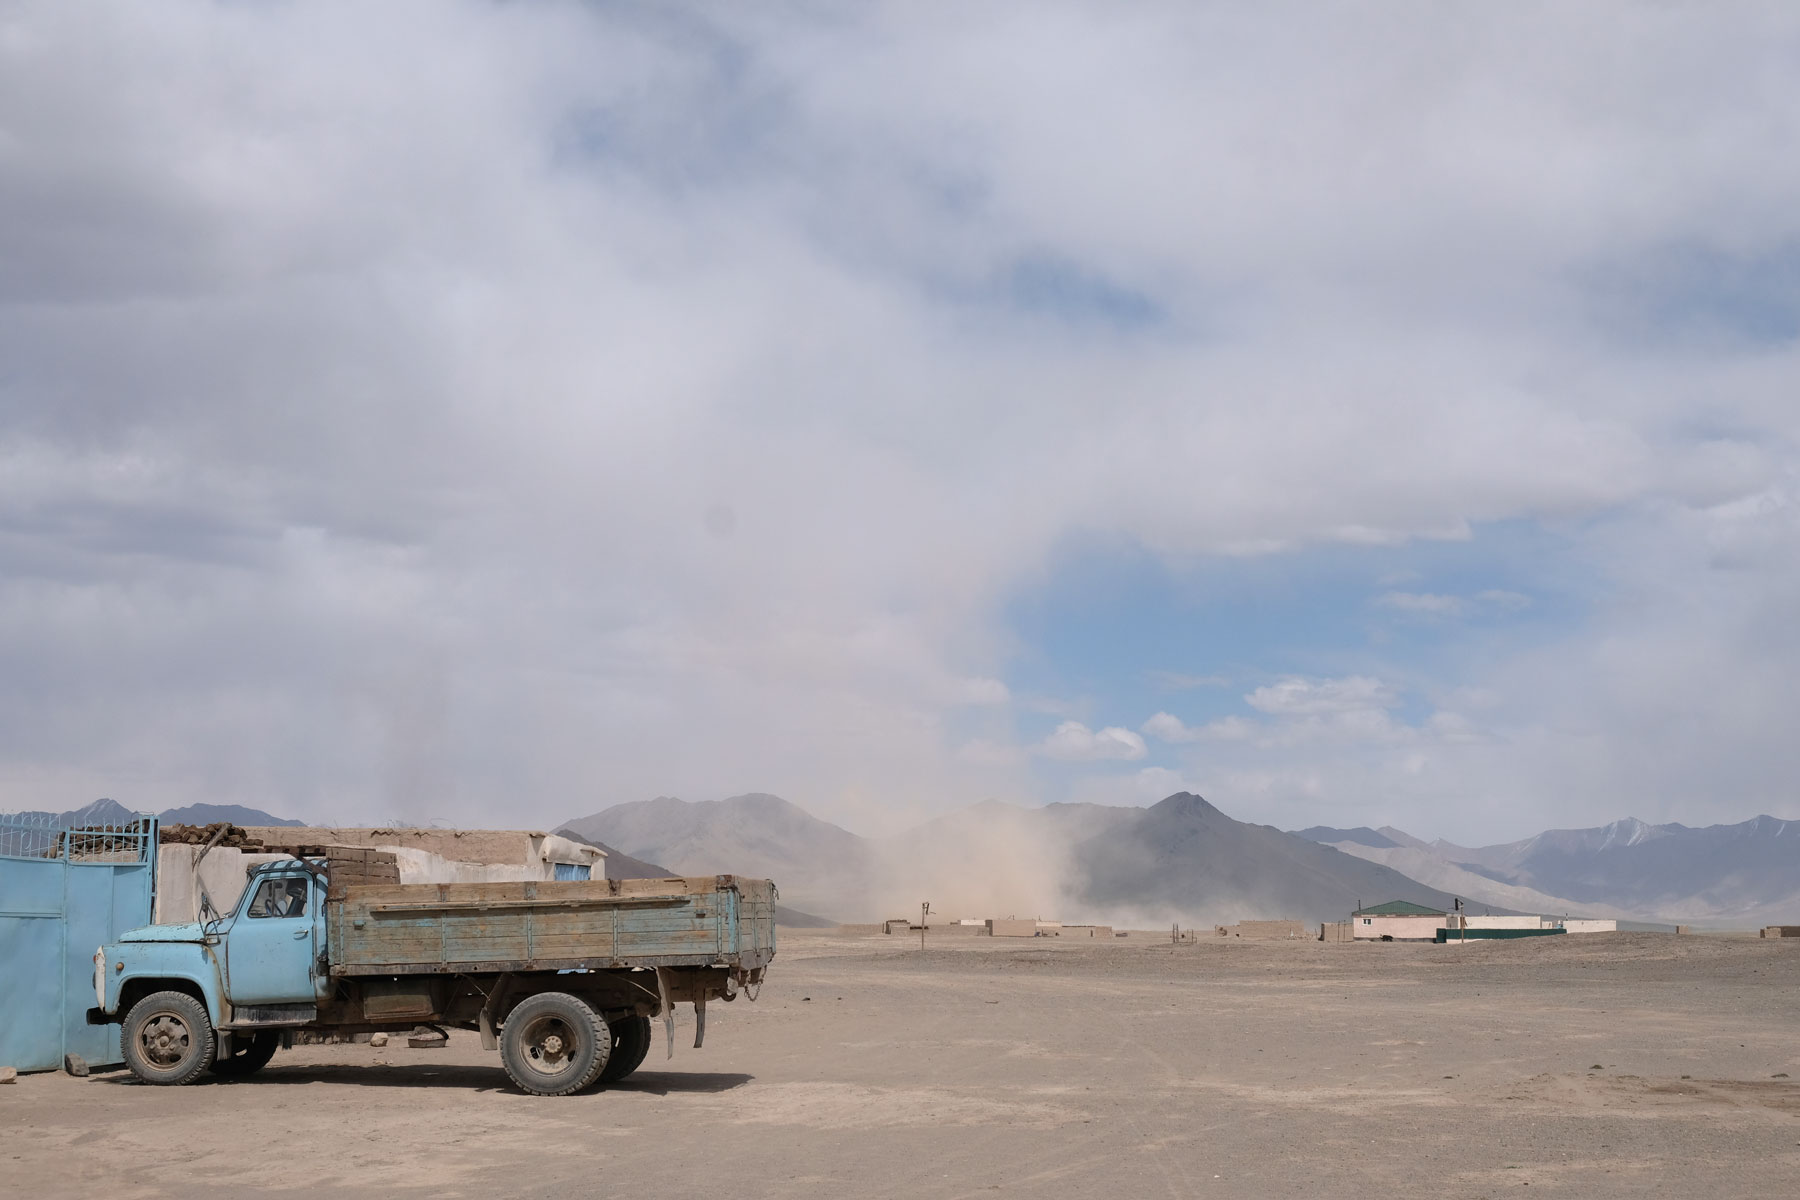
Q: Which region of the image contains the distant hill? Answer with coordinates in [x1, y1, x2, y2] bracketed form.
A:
[554, 823, 839, 929]
[1294, 813, 1800, 925]
[1, 799, 142, 854]
[159, 804, 302, 827]
[564, 790, 1476, 926]
[560, 793, 873, 918]
[3, 798, 140, 826]
[1078, 793, 1468, 923]
[1304, 840, 1612, 919]
[1, 800, 303, 828]
[1430, 815, 1800, 925]
[1291, 825, 1400, 850]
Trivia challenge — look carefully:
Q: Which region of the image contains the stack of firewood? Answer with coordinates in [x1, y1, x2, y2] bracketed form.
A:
[158, 822, 266, 849]
[320, 845, 401, 885]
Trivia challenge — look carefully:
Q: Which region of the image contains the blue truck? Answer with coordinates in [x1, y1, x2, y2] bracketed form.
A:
[90, 856, 776, 1095]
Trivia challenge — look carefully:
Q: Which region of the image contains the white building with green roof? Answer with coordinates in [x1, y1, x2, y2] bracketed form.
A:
[1351, 899, 1448, 941]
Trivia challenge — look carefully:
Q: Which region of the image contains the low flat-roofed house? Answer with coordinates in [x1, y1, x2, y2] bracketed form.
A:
[1352, 900, 1447, 941]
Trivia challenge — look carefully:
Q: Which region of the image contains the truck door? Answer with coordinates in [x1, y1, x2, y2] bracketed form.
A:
[224, 868, 321, 1006]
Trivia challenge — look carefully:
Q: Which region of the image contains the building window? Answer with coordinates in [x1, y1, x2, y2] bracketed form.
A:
[1362, 918, 1371, 925]
[552, 863, 591, 881]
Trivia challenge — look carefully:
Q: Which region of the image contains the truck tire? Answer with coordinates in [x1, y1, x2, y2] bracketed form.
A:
[121, 991, 216, 1086]
[598, 1014, 652, 1085]
[209, 1031, 280, 1077]
[499, 992, 610, 1096]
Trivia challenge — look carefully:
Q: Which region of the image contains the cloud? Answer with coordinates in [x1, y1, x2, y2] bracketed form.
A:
[1145, 670, 1229, 691]
[1376, 591, 1465, 615]
[0, 3, 1796, 842]
[956, 677, 1011, 705]
[1377, 589, 1534, 617]
[1142, 712, 1197, 742]
[1141, 712, 1255, 744]
[1039, 722, 1148, 762]
[1244, 677, 1398, 716]
[1476, 590, 1532, 612]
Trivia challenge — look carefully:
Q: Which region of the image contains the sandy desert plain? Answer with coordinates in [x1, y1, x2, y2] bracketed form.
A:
[5, 928, 1799, 1198]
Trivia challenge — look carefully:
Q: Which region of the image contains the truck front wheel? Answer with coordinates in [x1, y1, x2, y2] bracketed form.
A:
[499, 992, 610, 1096]
[121, 991, 216, 1086]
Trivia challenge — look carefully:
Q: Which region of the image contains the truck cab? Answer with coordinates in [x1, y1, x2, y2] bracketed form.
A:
[96, 859, 329, 1082]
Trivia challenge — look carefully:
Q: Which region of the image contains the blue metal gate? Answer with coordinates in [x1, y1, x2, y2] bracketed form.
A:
[0, 813, 157, 1073]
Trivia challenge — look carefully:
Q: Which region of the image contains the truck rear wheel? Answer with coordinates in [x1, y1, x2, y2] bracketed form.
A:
[209, 1031, 280, 1077]
[499, 992, 610, 1096]
[599, 1014, 652, 1084]
[121, 991, 216, 1086]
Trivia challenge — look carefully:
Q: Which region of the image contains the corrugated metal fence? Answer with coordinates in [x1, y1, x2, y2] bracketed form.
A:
[0, 812, 157, 1072]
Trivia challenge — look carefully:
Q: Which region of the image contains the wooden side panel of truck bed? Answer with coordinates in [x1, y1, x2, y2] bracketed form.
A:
[325, 875, 777, 976]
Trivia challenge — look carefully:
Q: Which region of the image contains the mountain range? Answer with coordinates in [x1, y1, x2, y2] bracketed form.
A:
[551, 825, 836, 929]
[562, 791, 1475, 926]
[1292, 815, 1800, 926]
[4, 799, 303, 828]
[16, 793, 1793, 927]
[565, 791, 1800, 927]
[560, 793, 875, 918]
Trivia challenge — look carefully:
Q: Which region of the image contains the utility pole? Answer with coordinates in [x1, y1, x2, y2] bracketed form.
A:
[920, 901, 931, 951]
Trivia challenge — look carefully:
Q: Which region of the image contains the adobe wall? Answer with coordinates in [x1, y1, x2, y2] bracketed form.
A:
[1221, 919, 1308, 939]
[153, 832, 606, 923]
[238, 827, 604, 873]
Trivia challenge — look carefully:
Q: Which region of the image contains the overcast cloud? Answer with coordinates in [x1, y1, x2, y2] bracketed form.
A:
[2, 2, 1797, 840]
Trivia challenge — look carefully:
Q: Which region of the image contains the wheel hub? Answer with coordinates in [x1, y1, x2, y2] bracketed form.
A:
[141, 1014, 191, 1066]
[522, 1017, 576, 1075]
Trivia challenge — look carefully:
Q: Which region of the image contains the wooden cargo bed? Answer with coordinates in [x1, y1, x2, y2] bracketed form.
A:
[325, 874, 777, 976]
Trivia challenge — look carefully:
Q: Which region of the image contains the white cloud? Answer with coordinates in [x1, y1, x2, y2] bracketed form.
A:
[1142, 711, 1256, 744]
[1146, 670, 1229, 691]
[1476, 590, 1533, 612]
[1377, 591, 1465, 615]
[1244, 677, 1398, 716]
[1039, 721, 1148, 762]
[1142, 712, 1196, 742]
[956, 677, 1011, 706]
[1378, 589, 1533, 617]
[0, 3, 1796, 840]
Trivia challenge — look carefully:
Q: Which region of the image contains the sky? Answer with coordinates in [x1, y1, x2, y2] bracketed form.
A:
[2, 2, 1798, 843]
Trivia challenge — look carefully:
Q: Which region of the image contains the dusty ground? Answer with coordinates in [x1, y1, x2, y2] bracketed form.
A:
[6, 931, 1800, 1198]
